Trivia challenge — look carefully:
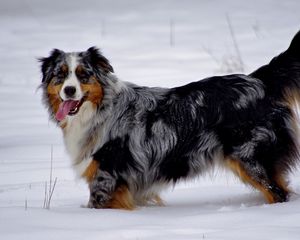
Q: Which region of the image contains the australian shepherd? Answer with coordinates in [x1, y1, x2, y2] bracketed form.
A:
[40, 31, 300, 210]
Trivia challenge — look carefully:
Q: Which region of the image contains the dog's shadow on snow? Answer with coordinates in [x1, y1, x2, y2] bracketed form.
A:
[156, 191, 299, 213]
[170, 193, 264, 209]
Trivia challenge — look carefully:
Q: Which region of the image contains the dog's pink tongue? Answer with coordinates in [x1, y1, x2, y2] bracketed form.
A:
[56, 100, 79, 121]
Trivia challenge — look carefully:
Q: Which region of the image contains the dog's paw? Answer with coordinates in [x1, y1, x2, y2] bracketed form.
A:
[87, 193, 111, 209]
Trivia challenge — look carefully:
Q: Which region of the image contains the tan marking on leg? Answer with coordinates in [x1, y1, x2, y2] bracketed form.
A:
[106, 185, 136, 210]
[82, 160, 99, 183]
[274, 174, 291, 194]
[225, 159, 276, 203]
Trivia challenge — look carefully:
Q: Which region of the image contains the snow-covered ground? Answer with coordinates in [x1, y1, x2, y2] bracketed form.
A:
[1, 0, 300, 239]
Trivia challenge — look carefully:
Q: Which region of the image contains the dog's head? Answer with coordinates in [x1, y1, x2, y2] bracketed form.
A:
[40, 47, 114, 123]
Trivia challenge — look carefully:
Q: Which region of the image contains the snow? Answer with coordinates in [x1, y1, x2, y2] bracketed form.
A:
[1, 0, 300, 239]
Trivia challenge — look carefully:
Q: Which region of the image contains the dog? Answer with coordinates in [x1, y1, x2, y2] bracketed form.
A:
[40, 31, 300, 210]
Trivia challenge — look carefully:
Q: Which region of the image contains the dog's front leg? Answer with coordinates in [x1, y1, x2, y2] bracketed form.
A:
[87, 170, 117, 209]
[87, 169, 135, 210]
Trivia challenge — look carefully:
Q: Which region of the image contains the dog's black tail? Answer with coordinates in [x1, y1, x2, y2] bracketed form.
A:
[250, 30, 300, 104]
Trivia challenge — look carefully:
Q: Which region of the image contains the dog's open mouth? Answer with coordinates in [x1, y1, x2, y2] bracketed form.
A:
[56, 98, 85, 121]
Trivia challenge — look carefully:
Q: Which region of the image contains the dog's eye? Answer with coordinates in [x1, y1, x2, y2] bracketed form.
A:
[53, 72, 65, 84]
[54, 78, 63, 85]
[56, 73, 65, 79]
[77, 72, 90, 84]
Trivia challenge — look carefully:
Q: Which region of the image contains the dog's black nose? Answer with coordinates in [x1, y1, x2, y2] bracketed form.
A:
[64, 86, 76, 97]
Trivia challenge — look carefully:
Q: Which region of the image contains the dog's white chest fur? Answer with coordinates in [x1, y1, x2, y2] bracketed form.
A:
[63, 101, 96, 176]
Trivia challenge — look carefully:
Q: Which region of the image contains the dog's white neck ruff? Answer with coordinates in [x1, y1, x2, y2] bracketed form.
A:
[62, 101, 96, 177]
[62, 77, 126, 177]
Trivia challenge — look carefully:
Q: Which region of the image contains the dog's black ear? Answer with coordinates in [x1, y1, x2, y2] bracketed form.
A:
[39, 49, 64, 83]
[86, 47, 114, 73]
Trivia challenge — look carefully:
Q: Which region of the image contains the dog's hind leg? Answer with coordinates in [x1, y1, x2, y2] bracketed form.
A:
[225, 157, 289, 203]
[222, 116, 296, 203]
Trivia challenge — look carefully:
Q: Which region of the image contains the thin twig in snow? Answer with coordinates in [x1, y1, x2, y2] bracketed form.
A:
[226, 13, 244, 72]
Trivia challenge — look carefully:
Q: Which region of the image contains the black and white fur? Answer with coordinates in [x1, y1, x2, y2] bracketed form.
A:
[40, 31, 300, 209]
